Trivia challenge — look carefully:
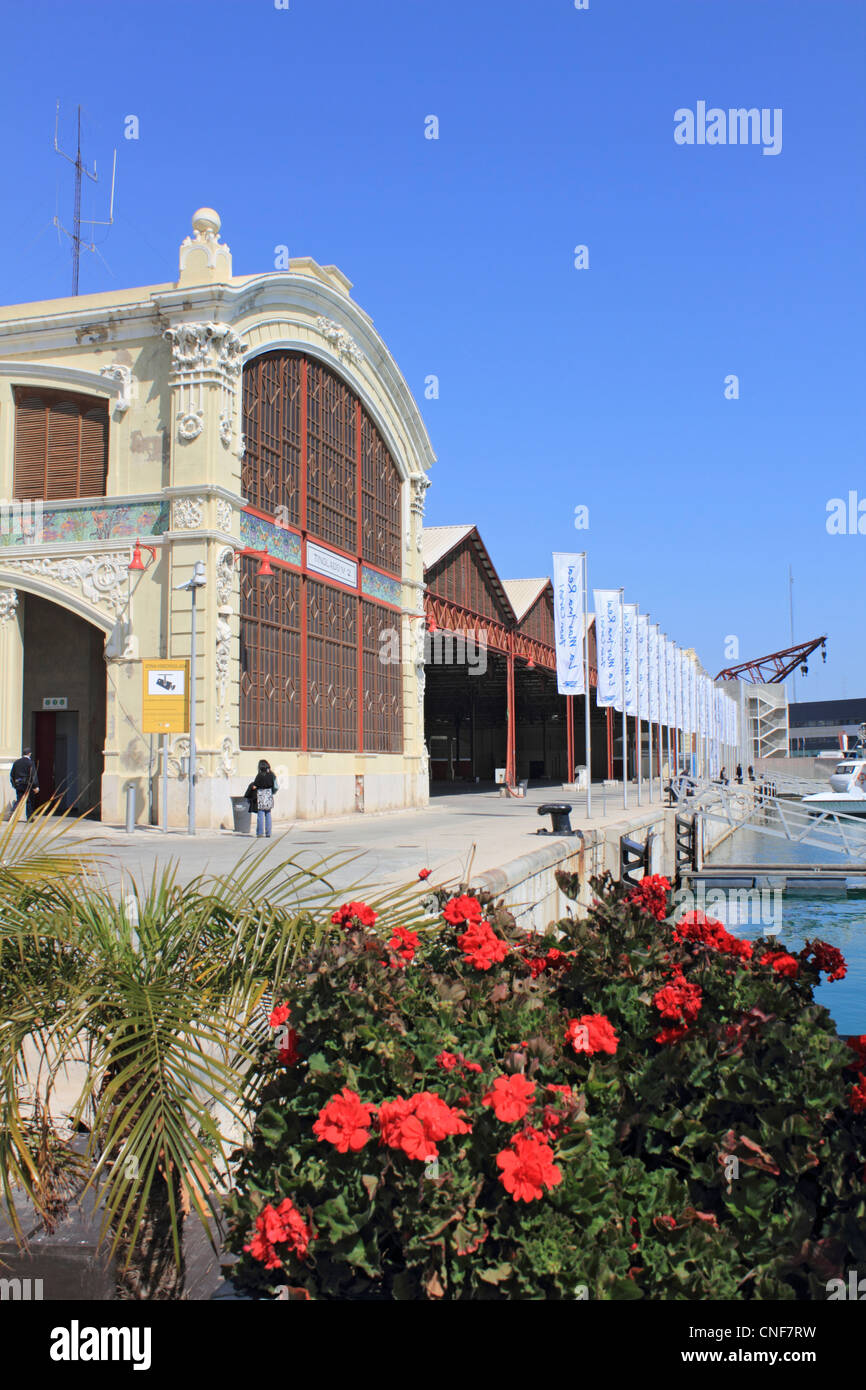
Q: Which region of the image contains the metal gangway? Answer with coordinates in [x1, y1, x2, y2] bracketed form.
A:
[676, 778, 866, 862]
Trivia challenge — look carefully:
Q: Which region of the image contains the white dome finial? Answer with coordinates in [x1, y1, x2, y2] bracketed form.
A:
[191, 207, 221, 239]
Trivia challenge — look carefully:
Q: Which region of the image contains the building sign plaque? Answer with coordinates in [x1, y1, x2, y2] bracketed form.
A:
[306, 540, 358, 588]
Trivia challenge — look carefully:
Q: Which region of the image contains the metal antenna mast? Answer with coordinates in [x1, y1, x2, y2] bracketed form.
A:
[54, 102, 116, 295]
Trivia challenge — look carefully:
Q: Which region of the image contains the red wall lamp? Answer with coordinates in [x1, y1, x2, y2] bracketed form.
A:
[128, 540, 157, 572]
[235, 546, 274, 577]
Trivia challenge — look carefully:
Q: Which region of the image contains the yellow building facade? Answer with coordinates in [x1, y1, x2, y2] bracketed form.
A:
[0, 210, 435, 826]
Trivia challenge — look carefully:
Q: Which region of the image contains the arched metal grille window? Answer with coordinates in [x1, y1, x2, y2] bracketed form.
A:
[240, 350, 403, 753]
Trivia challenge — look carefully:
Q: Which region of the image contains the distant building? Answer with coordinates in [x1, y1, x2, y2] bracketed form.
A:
[788, 697, 866, 756]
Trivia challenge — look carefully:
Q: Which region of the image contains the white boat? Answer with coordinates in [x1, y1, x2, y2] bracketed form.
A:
[802, 727, 866, 816]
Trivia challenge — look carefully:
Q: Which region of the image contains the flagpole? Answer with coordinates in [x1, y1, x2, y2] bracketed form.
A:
[583, 554, 592, 818]
[619, 589, 627, 810]
[635, 606, 642, 807]
[645, 618, 654, 803]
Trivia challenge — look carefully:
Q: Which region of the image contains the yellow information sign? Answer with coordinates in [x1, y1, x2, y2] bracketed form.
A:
[142, 659, 190, 734]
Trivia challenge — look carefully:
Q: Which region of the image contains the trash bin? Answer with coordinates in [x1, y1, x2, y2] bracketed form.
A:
[574, 765, 588, 790]
[230, 795, 252, 834]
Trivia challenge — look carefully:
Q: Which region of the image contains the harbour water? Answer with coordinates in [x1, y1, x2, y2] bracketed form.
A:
[706, 828, 866, 1035]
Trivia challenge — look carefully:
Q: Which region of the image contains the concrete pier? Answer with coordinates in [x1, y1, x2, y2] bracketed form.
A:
[12, 781, 723, 931]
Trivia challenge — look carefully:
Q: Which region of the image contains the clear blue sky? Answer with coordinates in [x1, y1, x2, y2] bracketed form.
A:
[2, 0, 864, 701]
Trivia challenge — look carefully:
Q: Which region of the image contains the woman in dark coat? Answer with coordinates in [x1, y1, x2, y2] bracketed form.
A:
[245, 759, 278, 838]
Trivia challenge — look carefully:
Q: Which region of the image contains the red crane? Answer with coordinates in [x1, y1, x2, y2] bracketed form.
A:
[715, 635, 827, 684]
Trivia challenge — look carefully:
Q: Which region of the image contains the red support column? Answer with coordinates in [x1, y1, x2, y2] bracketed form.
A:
[356, 400, 363, 754]
[300, 358, 308, 751]
[606, 706, 614, 780]
[505, 634, 516, 787]
[566, 694, 574, 783]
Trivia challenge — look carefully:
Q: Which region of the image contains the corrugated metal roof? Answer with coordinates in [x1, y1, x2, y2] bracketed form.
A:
[420, 525, 475, 570]
[501, 578, 550, 621]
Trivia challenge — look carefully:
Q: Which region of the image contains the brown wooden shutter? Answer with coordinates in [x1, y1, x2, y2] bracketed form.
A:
[46, 399, 80, 500]
[79, 407, 109, 496]
[13, 392, 48, 499]
[13, 387, 108, 500]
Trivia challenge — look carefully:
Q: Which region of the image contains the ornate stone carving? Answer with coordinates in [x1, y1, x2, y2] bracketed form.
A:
[215, 613, 232, 725]
[0, 553, 129, 619]
[215, 547, 236, 725]
[164, 321, 247, 447]
[172, 495, 204, 530]
[316, 316, 365, 366]
[176, 411, 204, 442]
[0, 587, 18, 625]
[167, 736, 190, 778]
[98, 363, 133, 413]
[215, 546, 235, 607]
[219, 736, 236, 778]
[410, 474, 430, 552]
[216, 498, 233, 534]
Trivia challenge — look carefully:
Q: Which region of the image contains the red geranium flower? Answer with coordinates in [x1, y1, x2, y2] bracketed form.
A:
[436, 1050, 459, 1071]
[482, 1074, 535, 1122]
[653, 971, 702, 1025]
[565, 1013, 619, 1056]
[626, 874, 671, 922]
[278, 1028, 301, 1066]
[460, 1055, 483, 1074]
[675, 913, 753, 961]
[457, 919, 508, 970]
[524, 945, 571, 978]
[330, 901, 378, 930]
[244, 1197, 312, 1269]
[850, 1074, 866, 1114]
[313, 1087, 376, 1153]
[268, 1002, 290, 1028]
[387, 925, 420, 966]
[800, 939, 847, 982]
[418, 868, 431, 880]
[496, 1132, 562, 1203]
[760, 949, 799, 978]
[378, 1091, 470, 1160]
[443, 894, 484, 926]
[655, 1024, 690, 1044]
[846, 1035, 866, 1068]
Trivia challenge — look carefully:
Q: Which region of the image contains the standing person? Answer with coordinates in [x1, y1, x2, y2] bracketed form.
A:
[245, 759, 278, 838]
[9, 747, 39, 821]
[735, 763, 744, 785]
[747, 765, 756, 782]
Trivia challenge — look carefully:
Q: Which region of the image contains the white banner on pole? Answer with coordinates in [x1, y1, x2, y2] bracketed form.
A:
[623, 603, 638, 716]
[552, 553, 586, 695]
[648, 623, 660, 723]
[592, 589, 622, 709]
[666, 636, 676, 728]
[638, 613, 650, 717]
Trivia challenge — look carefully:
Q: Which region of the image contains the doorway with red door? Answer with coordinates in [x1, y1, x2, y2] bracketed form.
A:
[21, 593, 106, 819]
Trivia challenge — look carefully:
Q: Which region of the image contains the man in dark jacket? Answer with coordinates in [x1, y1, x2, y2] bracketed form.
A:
[9, 748, 39, 820]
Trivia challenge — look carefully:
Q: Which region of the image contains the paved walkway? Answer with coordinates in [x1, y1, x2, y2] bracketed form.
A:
[13, 780, 671, 898]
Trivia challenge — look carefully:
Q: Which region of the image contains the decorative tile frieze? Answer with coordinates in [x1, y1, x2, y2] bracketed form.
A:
[361, 565, 401, 606]
[0, 499, 169, 550]
[239, 512, 302, 566]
